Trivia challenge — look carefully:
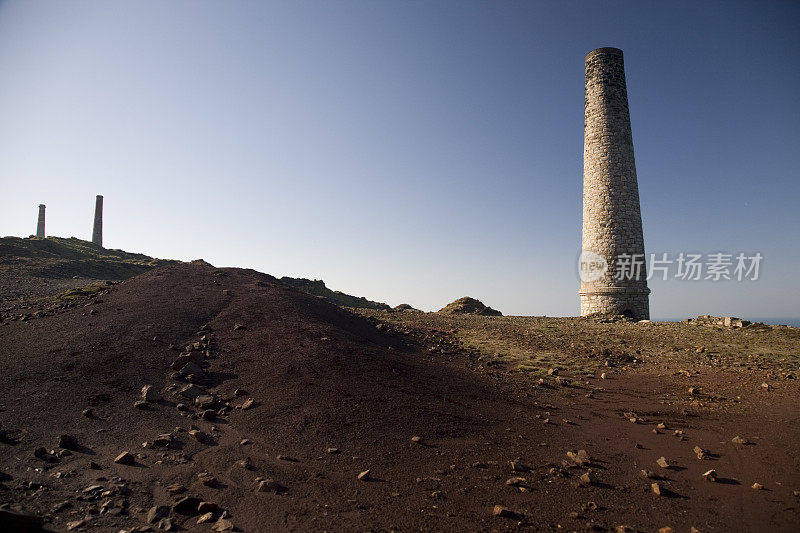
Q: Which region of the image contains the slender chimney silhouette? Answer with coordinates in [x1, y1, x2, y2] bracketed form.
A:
[579, 47, 650, 320]
[92, 195, 103, 246]
[36, 204, 46, 238]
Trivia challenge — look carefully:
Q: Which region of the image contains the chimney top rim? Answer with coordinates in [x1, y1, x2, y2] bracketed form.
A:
[586, 47, 623, 59]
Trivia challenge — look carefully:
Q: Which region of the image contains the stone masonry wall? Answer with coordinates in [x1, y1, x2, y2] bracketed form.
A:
[580, 48, 650, 319]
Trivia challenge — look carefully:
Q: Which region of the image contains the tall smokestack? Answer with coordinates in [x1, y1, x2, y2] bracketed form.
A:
[36, 204, 46, 238]
[579, 47, 650, 320]
[92, 195, 103, 246]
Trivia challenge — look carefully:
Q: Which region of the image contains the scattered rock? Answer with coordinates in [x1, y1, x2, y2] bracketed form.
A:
[752, 482, 763, 490]
[256, 479, 285, 493]
[548, 368, 559, 376]
[197, 471, 218, 486]
[201, 409, 216, 421]
[141, 385, 160, 402]
[411, 436, 422, 444]
[656, 457, 670, 469]
[567, 449, 591, 466]
[693, 446, 707, 459]
[114, 451, 135, 465]
[615, 527, 635, 533]
[641, 469, 657, 480]
[509, 459, 530, 473]
[651, 482, 663, 496]
[153, 434, 174, 447]
[165, 483, 186, 494]
[492, 505, 521, 519]
[146, 505, 170, 524]
[212, 518, 235, 531]
[357, 469, 371, 481]
[703, 469, 718, 482]
[233, 323, 246, 331]
[189, 429, 208, 443]
[66, 519, 86, 530]
[198, 502, 220, 514]
[241, 398, 256, 410]
[197, 512, 214, 524]
[732, 435, 750, 445]
[580, 470, 598, 485]
[582, 501, 598, 512]
[506, 477, 526, 487]
[195, 395, 216, 408]
[235, 458, 253, 470]
[52, 501, 72, 513]
[157, 518, 175, 531]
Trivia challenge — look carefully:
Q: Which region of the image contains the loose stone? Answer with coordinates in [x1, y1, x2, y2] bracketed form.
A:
[114, 451, 135, 465]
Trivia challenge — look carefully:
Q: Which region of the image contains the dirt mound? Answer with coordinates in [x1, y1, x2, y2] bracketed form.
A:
[392, 303, 421, 312]
[437, 296, 502, 316]
[0, 263, 528, 531]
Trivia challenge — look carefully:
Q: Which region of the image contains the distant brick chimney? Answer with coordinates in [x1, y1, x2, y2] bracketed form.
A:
[92, 195, 103, 246]
[36, 204, 46, 238]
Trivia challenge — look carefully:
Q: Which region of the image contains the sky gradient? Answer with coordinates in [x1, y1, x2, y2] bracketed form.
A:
[1, 1, 798, 318]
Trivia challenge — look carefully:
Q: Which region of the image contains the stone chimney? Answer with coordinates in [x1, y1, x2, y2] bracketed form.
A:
[92, 195, 103, 246]
[36, 204, 46, 238]
[579, 48, 650, 320]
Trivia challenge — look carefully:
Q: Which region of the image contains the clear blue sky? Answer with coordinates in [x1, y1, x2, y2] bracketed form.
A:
[1, 1, 798, 318]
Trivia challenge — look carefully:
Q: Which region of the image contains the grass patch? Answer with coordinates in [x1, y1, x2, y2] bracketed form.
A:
[56, 284, 107, 300]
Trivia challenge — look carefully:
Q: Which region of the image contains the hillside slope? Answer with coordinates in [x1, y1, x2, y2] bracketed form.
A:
[0, 263, 541, 531]
[0, 236, 175, 309]
[279, 277, 390, 310]
[1, 262, 798, 532]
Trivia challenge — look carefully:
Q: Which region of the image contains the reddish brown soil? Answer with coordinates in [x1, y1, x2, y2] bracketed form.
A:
[0, 263, 798, 532]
